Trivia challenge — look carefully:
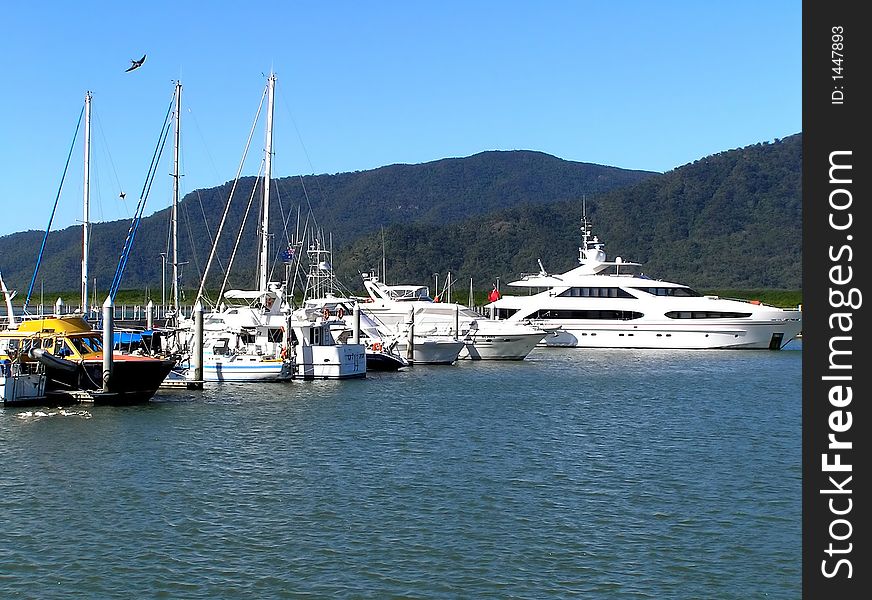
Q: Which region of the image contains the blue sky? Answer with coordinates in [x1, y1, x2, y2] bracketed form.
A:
[0, 1, 800, 238]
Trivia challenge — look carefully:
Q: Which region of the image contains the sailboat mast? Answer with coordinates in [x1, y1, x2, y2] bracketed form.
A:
[81, 91, 92, 317]
[258, 73, 276, 293]
[172, 81, 182, 316]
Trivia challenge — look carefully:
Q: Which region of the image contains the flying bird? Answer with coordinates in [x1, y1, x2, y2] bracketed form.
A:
[125, 54, 146, 72]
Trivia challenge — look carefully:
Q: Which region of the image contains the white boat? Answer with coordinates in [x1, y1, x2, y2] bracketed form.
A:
[170, 74, 365, 382]
[182, 285, 291, 382]
[485, 208, 802, 350]
[1, 359, 47, 406]
[302, 291, 465, 366]
[301, 295, 408, 371]
[361, 276, 548, 360]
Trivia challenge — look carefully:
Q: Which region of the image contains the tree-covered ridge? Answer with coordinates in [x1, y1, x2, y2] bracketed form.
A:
[335, 134, 801, 291]
[0, 135, 800, 298]
[0, 150, 654, 295]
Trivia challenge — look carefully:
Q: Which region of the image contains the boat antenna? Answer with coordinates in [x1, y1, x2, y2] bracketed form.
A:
[381, 226, 386, 282]
[579, 195, 592, 264]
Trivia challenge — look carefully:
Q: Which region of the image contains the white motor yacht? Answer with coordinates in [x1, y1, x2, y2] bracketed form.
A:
[485, 210, 802, 350]
[360, 277, 549, 360]
[302, 294, 456, 367]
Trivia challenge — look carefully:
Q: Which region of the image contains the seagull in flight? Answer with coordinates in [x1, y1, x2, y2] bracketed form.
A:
[125, 54, 146, 72]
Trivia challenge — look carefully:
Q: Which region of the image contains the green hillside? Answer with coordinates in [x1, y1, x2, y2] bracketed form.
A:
[0, 134, 801, 303]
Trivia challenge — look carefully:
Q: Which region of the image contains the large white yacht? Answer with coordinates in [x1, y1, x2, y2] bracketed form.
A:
[361, 276, 550, 360]
[485, 211, 802, 350]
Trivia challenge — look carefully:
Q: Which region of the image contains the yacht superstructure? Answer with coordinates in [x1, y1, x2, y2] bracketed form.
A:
[486, 210, 801, 350]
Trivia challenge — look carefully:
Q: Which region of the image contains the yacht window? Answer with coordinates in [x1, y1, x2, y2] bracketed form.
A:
[495, 308, 519, 319]
[532, 309, 643, 320]
[632, 287, 701, 297]
[267, 328, 283, 343]
[665, 311, 752, 319]
[558, 287, 634, 298]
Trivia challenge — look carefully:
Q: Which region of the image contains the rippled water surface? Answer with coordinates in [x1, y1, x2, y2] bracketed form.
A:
[1, 342, 801, 598]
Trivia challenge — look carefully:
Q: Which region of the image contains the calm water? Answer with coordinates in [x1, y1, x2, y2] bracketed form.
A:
[1, 342, 801, 599]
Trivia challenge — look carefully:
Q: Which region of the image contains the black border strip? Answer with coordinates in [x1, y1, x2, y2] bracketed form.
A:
[803, 2, 868, 597]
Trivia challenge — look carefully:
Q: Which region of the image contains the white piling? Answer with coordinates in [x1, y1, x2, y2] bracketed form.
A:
[146, 300, 154, 331]
[407, 308, 415, 362]
[455, 304, 460, 341]
[192, 301, 204, 387]
[102, 296, 114, 392]
[352, 303, 361, 344]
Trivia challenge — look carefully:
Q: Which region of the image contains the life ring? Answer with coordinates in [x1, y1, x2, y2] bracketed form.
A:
[337, 307, 345, 319]
[280, 346, 288, 360]
[323, 307, 331, 320]
[371, 342, 382, 352]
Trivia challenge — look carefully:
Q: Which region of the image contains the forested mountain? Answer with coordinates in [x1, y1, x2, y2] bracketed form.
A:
[338, 134, 801, 291]
[0, 134, 801, 301]
[0, 151, 653, 296]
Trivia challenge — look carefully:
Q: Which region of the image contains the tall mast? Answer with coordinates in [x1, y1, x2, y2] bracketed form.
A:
[81, 91, 92, 317]
[172, 81, 182, 316]
[258, 73, 275, 293]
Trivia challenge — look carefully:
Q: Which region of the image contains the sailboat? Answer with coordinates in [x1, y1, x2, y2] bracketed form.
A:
[0, 91, 176, 404]
[171, 73, 365, 382]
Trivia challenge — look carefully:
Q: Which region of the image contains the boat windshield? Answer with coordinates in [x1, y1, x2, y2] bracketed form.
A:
[387, 286, 431, 301]
[69, 335, 104, 355]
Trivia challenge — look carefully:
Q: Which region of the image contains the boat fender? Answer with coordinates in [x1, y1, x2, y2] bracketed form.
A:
[323, 307, 331, 320]
[28, 347, 79, 373]
[337, 307, 345, 319]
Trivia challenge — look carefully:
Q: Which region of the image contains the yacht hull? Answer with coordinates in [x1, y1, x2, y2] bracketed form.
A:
[169, 356, 289, 383]
[537, 317, 802, 350]
[460, 331, 547, 360]
[366, 350, 408, 371]
[293, 345, 366, 379]
[48, 356, 177, 404]
[396, 339, 464, 365]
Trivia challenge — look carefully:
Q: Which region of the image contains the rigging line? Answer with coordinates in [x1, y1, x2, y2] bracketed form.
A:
[109, 102, 174, 299]
[270, 180, 296, 285]
[178, 99, 226, 278]
[288, 212, 314, 301]
[218, 160, 264, 302]
[92, 110, 128, 215]
[195, 82, 268, 305]
[111, 114, 172, 296]
[181, 200, 204, 292]
[194, 190, 227, 278]
[186, 103, 222, 185]
[23, 106, 85, 312]
[277, 85, 324, 233]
